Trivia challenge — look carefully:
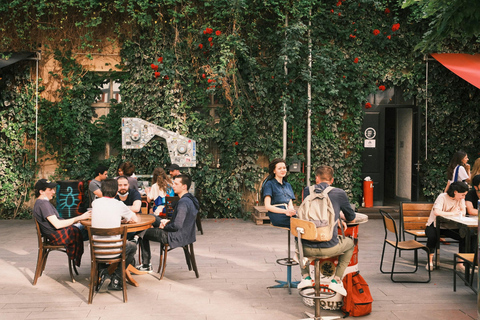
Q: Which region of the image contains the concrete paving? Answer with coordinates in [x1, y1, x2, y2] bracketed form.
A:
[0, 218, 477, 320]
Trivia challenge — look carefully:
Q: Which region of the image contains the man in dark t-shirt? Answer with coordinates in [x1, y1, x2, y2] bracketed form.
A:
[115, 176, 142, 213]
[465, 174, 480, 216]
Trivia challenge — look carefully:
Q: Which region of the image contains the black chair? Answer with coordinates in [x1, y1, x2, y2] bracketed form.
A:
[87, 226, 128, 304]
[33, 219, 78, 285]
[453, 250, 478, 294]
[379, 210, 431, 283]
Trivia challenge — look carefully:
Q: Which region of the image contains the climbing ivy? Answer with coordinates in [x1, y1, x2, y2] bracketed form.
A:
[1, 0, 479, 218]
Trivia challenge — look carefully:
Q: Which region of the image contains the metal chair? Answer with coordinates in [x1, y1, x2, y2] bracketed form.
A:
[453, 250, 478, 294]
[33, 219, 78, 285]
[87, 225, 128, 304]
[379, 210, 431, 283]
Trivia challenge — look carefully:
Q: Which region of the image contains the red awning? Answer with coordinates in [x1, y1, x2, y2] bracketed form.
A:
[431, 53, 480, 89]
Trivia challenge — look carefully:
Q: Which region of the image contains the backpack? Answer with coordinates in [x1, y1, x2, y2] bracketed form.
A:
[341, 272, 373, 317]
[296, 186, 337, 242]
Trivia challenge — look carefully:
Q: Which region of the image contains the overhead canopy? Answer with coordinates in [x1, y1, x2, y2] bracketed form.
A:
[0, 52, 36, 69]
[431, 53, 480, 90]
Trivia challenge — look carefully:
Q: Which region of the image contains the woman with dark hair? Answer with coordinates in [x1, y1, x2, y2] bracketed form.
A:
[425, 181, 469, 270]
[146, 168, 174, 215]
[445, 151, 471, 192]
[261, 158, 296, 228]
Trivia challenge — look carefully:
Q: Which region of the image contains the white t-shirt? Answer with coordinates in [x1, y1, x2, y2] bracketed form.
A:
[449, 165, 469, 183]
[147, 183, 167, 215]
[426, 193, 465, 227]
[91, 197, 136, 257]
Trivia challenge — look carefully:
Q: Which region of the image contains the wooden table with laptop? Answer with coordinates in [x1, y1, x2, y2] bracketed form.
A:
[82, 213, 155, 286]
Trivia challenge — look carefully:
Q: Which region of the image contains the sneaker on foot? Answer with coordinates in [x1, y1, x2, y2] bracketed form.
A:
[130, 235, 140, 244]
[109, 274, 123, 291]
[425, 262, 434, 271]
[97, 269, 111, 293]
[297, 276, 313, 290]
[136, 263, 153, 272]
[328, 278, 347, 296]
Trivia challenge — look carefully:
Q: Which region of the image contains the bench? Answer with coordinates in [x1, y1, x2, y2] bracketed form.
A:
[400, 202, 433, 242]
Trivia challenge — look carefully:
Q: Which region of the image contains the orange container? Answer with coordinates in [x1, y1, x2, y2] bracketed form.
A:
[363, 180, 373, 208]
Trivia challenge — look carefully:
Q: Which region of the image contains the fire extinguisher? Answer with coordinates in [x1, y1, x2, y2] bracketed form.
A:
[363, 176, 373, 208]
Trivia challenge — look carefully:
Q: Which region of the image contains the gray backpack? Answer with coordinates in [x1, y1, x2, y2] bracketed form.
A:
[296, 186, 337, 242]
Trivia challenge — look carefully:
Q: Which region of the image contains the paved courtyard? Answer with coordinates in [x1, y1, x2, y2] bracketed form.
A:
[0, 217, 477, 320]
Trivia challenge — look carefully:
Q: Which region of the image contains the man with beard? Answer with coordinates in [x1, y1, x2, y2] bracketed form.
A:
[114, 176, 142, 214]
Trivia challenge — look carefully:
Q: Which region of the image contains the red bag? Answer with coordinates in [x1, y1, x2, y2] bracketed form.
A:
[341, 272, 373, 317]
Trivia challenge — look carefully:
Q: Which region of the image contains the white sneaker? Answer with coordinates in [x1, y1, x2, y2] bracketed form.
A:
[328, 279, 347, 296]
[425, 262, 434, 271]
[297, 277, 313, 290]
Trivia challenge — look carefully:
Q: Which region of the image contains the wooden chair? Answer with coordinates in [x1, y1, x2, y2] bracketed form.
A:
[33, 219, 78, 285]
[400, 202, 433, 242]
[290, 218, 338, 320]
[87, 226, 128, 304]
[453, 250, 478, 294]
[157, 242, 199, 280]
[380, 210, 431, 283]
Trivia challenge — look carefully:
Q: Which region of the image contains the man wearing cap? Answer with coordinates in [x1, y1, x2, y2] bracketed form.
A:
[167, 164, 181, 179]
[33, 179, 91, 267]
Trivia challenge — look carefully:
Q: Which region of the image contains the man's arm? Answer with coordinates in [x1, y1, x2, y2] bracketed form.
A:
[163, 201, 187, 232]
[93, 189, 103, 198]
[465, 201, 478, 216]
[47, 211, 91, 229]
[338, 191, 356, 222]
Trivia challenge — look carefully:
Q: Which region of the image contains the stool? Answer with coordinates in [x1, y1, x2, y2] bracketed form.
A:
[268, 225, 299, 294]
[291, 218, 341, 320]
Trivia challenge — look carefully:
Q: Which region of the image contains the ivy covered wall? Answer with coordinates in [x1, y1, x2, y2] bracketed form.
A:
[1, 0, 479, 218]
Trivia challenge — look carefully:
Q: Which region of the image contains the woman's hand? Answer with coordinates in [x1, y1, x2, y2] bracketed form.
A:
[285, 208, 296, 217]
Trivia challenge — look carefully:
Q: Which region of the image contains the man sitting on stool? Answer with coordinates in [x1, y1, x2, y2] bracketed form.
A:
[137, 174, 199, 272]
[297, 165, 356, 296]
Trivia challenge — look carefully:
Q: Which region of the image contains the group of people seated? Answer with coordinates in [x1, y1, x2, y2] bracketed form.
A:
[262, 160, 356, 296]
[33, 162, 199, 293]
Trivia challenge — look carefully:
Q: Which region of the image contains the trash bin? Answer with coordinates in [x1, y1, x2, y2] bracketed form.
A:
[363, 177, 373, 208]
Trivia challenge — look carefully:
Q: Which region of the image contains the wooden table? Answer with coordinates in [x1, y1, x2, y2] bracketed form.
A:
[435, 215, 478, 268]
[82, 214, 156, 286]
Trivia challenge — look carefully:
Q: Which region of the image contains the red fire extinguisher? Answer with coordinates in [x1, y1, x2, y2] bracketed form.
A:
[363, 177, 373, 208]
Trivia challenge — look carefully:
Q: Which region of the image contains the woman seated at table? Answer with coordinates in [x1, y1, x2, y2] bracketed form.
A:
[425, 181, 469, 271]
[261, 158, 296, 228]
[146, 167, 174, 216]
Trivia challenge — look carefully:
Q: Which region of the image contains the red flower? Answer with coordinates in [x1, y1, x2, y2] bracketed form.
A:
[208, 37, 213, 42]
[392, 23, 400, 32]
[379, 85, 386, 91]
[210, 42, 213, 47]
[331, 9, 334, 13]
[384, 8, 390, 14]
[373, 29, 380, 36]
[336, 1, 342, 6]
[151, 64, 158, 70]
[352, 22, 355, 24]
[203, 30, 207, 35]
[234, 142, 238, 146]
[215, 30, 221, 36]
[387, 35, 391, 40]
[202, 74, 206, 79]
[208, 79, 213, 83]
[343, 75, 346, 78]
[338, 12, 341, 16]
[354, 57, 359, 63]
[198, 43, 203, 49]
[164, 75, 169, 80]
[205, 27, 213, 34]
[365, 102, 372, 109]
[154, 71, 160, 78]
[349, 34, 356, 39]
[158, 57, 163, 63]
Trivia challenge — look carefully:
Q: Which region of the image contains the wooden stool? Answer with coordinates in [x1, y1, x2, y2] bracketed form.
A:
[291, 218, 341, 320]
[268, 225, 299, 294]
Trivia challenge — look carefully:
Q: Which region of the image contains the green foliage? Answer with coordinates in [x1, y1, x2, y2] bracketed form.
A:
[2, 0, 478, 219]
[0, 64, 38, 218]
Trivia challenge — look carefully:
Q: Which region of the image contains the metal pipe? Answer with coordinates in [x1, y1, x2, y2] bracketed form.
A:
[306, 9, 312, 186]
[283, 15, 288, 160]
[425, 55, 428, 160]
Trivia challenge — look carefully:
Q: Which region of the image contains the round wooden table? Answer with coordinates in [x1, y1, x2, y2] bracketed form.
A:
[81, 213, 155, 231]
[82, 214, 156, 287]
